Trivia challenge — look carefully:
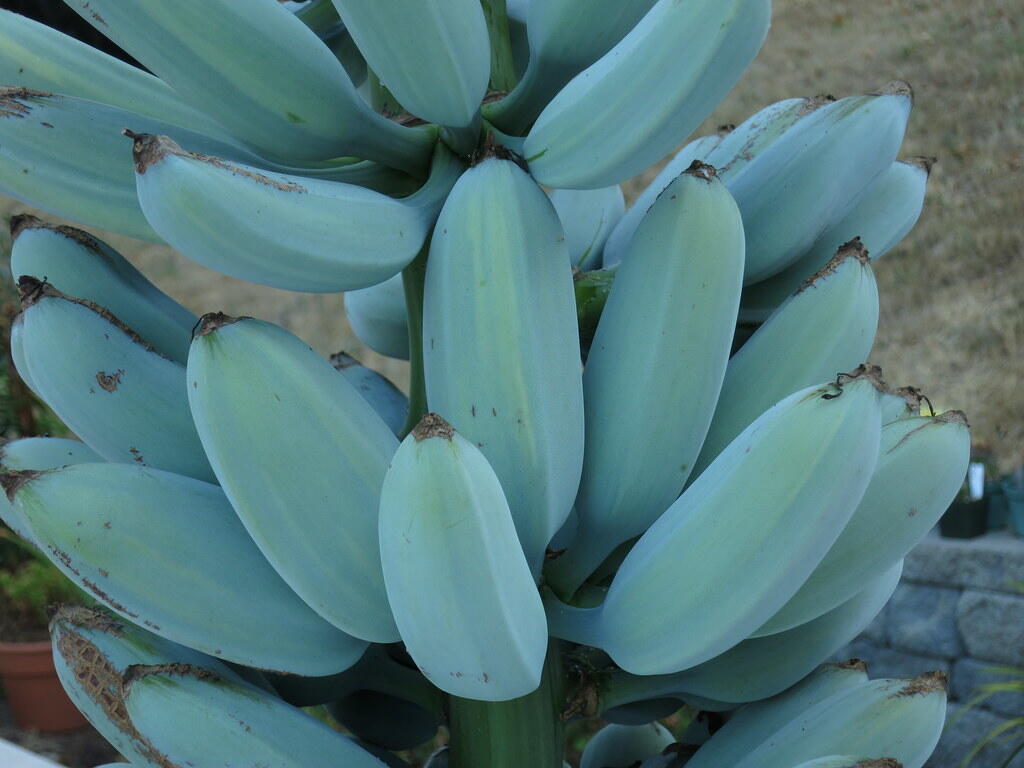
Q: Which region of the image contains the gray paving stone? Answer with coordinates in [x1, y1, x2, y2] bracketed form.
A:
[926, 703, 1024, 768]
[888, 583, 964, 657]
[906, 530, 1024, 594]
[952, 657, 1024, 719]
[957, 591, 1024, 666]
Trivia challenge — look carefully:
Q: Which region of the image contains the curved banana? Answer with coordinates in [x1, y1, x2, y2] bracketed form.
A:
[65, 0, 435, 170]
[548, 185, 625, 270]
[378, 415, 548, 701]
[14, 278, 214, 481]
[346, 274, 411, 360]
[754, 410, 969, 636]
[731, 671, 947, 768]
[690, 243, 879, 481]
[0, 436, 102, 543]
[524, 0, 771, 189]
[485, 0, 658, 134]
[728, 84, 914, 284]
[580, 723, 675, 768]
[546, 164, 744, 598]
[6, 463, 367, 675]
[545, 372, 885, 675]
[10, 216, 196, 363]
[600, 132, 723, 267]
[132, 135, 462, 292]
[0, 9, 228, 137]
[682, 662, 870, 768]
[330, 352, 409, 436]
[741, 158, 931, 321]
[122, 664, 389, 767]
[187, 315, 400, 642]
[50, 605, 241, 767]
[330, 0, 489, 129]
[423, 154, 584, 575]
[673, 561, 902, 704]
[600, 697, 685, 727]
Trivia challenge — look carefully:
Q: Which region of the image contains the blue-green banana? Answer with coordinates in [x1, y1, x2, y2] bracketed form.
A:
[346, 274, 411, 361]
[524, 0, 771, 188]
[7, 463, 367, 675]
[548, 185, 625, 270]
[704, 97, 819, 181]
[545, 371, 885, 675]
[10, 216, 195, 362]
[547, 164, 745, 598]
[485, 0, 658, 135]
[754, 410, 969, 636]
[741, 157, 931, 322]
[330, 352, 409, 436]
[330, 0, 490, 129]
[187, 315, 400, 642]
[65, 0, 435, 170]
[691, 243, 879, 481]
[14, 278, 214, 481]
[728, 84, 913, 283]
[378, 415, 548, 701]
[423, 154, 584, 575]
[792, 759, 902, 768]
[131, 134, 462, 292]
[580, 723, 675, 768]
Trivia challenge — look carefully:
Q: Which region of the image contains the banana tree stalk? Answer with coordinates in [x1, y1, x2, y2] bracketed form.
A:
[400, 242, 430, 438]
[480, 0, 518, 94]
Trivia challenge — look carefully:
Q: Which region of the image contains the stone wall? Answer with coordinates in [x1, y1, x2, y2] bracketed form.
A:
[833, 530, 1024, 768]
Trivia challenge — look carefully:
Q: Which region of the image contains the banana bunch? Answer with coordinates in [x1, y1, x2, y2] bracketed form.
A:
[0, 1, 965, 765]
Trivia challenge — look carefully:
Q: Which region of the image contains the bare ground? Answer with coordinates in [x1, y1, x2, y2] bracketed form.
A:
[1, 0, 1021, 467]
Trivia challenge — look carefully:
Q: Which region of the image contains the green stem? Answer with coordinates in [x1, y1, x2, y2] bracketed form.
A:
[448, 640, 566, 768]
[368, 70, 403, 118]
[480, 0, 518, 93]
[400, 244, 430, 439]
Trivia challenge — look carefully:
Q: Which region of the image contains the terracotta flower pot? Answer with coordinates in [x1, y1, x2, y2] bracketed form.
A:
[0, 639, 88, 732]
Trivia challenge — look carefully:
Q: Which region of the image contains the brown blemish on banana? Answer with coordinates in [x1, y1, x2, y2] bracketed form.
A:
[413, 413, 455, 442]
[856, 760, 901, 768]
[17, 276, 173, 360]
[96, 369, 124, 392]
[797, 237, 871, 294]
[122, 662, 222, 690]
[80, 577, 139, 619]
[0, 87, 51, 118]
[833, 658, 870, 673]
[80, 3, 108, 26]
[123, 131, 306, 192]
[11, 215, 117, 263]
[886, 409, 971, 455]
[52, 609, 182, 768]
[893, 669, 947, 697]
[875, 79, 914, 103]
[820, 363, 889, 400]
[905, 156, 937, 176]
[1, 469, 42, 502]
[195, 311, 242, 338]
[800, 93, 837, 115]
[684, 160, 718, 183]
[329, 351, 358, 370]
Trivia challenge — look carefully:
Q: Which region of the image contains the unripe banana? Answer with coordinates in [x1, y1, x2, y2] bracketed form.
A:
[378, 415, 548, 701]
[754, 410, 969, 636]
[187, 314, 400, 642]
[131, 135, 462, 293]
[330, 0, 490, 129]
[346, 274, 411, 361]
[731, 672, 947, 768]
[10, 216, 196, 362]
[524, 0, 771, 188]
[601, 133, 723, 267]
[6, 463, 366, 674]
[728, 84, 914, 284]
[0, 437, 101, 543]
[545, 372, 885, 675]
[548, 185, 625, 270]
[546, 163, 745, 598]
[691, 242, 879, 481]
[675, 561, 902, 704]
[65, 0, 435, 170]
[580, 723, 675, 768]
[423, 154, 584, 575]
[485, 0, 658, 134]
[122, 664, 390, 767]
[683, 662, 870, 768]
[330, 352, 409, 436]
[14, 277, 214, 481]
[741, 158, 931, 322]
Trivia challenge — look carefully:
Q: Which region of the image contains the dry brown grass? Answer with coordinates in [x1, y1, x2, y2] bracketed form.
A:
[1, 0, 1021, 466]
